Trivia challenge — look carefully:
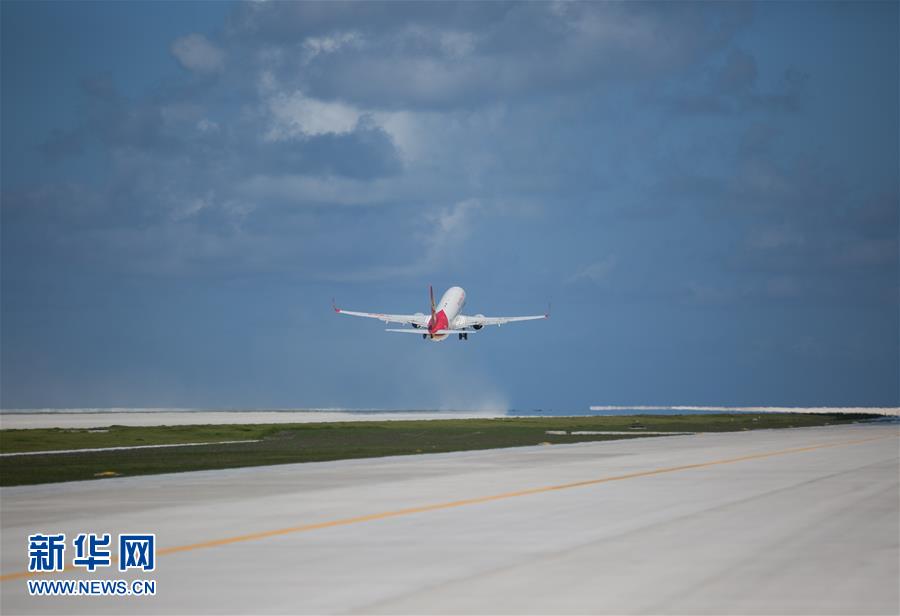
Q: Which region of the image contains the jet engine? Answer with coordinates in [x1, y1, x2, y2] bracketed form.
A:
[410, 312, 426, 328]
[472, 314, 485, 330]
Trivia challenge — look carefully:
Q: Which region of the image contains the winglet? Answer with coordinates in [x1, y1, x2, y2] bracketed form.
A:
[545, 302, 551, 319]
[332, 298, 341, 313]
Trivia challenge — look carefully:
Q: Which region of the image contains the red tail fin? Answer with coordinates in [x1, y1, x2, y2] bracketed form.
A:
[429, 285, 436, 318]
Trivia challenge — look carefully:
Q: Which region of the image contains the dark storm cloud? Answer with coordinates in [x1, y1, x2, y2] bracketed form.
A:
[31, 63, 405, 247]
[657, 51, 809, 116]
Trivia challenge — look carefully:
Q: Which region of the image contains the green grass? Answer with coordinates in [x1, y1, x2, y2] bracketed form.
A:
[0, 413, 874, 486]
[0, 424, 273, 454]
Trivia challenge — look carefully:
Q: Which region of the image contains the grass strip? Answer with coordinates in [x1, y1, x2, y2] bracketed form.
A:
[0, 413, 874, 486]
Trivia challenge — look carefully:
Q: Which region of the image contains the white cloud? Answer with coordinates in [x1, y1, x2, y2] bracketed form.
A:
[370, 110, 421, 161]
[171, 34, 226, 73]
[169, 192, 253, 228]
[434, 198, 480, 235]
[303, 31, 362, 61]
[267, 91, 361, 137]
[568, 255, 618, 284]
[373, 105, 508, 164]
[325, 199, 485, 282]
[257, 69, 278, 95]
[264, 88, 429, 163]
[171, 194, 211, 221]
[197, 118, 220, 133]
[419, 198, 482, 259]
[439, 31, 476, 58]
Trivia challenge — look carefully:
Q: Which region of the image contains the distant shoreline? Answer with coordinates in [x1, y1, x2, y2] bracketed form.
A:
[0, 408, 495, 414]
[3, 405, 896, 414]
[0, 410, 507, 429]
[1, 406, 896, 429]
[590, 406, 899, 416]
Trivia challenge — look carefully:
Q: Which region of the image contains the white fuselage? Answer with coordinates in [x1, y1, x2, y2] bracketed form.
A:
[429, 286, 466, 341]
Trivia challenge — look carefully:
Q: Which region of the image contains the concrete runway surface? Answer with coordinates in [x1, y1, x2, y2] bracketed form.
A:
[1, 423, 897, 615]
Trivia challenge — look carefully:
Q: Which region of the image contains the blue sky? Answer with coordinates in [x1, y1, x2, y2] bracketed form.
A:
[2, 1, 897, 410]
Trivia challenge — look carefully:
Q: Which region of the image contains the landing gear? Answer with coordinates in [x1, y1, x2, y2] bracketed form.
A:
[423, 333, 427, 340]
[458, 333, 468, 341]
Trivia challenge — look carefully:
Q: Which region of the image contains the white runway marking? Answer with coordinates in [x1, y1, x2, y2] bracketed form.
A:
[0, 440, 262, 457]
[548, 430, 694, 435]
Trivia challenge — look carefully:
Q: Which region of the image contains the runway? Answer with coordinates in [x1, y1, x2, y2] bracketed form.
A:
[1, 422, 897, 614]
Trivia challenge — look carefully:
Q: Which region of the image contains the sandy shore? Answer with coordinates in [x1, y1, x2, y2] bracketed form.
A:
[0, 410, 505, 430]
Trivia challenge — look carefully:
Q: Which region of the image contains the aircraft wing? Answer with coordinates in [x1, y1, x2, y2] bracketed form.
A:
[333, 301, 431, 327]
[456, 312, 549, 328]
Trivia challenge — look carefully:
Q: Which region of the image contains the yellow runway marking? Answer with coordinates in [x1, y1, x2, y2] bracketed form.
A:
[1, 432, 896, 582]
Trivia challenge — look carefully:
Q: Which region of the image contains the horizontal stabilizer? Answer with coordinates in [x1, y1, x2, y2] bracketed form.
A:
[385, 328, 477, 334]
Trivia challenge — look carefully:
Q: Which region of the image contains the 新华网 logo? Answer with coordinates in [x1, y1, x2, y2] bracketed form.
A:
[28, 532, 156, 573]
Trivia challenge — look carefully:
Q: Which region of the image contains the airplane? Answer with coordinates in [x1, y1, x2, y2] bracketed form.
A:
[333, 286, 548, 341]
